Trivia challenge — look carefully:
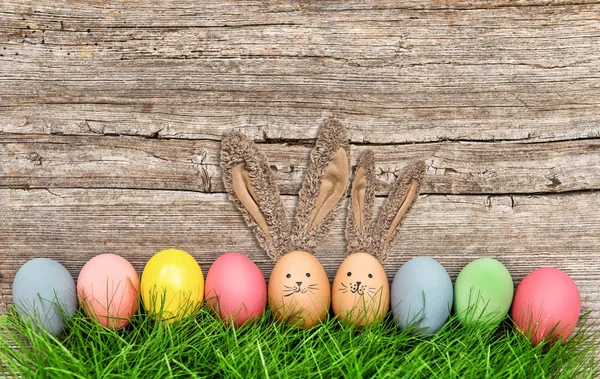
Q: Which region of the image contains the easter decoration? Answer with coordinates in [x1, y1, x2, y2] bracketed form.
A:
[12, 258, 77, 335]
[391, 256, 453, 334]
[140, 248, 204, 322]
[454, 257, 514, 326]
[77, 253, 139, 329]
[220, 118, 350, 328]
[204, 252, 267, 327]
[331, 150, 426, 327]
[512, 267, 581, 345]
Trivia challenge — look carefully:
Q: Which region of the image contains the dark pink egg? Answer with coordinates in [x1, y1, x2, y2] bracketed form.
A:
[512, 267, 580, 345]
[205, 252, 267, 327]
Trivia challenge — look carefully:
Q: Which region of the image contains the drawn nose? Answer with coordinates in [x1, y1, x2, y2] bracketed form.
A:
[296, 281, 302, 287]
[356, 281, 362, 287]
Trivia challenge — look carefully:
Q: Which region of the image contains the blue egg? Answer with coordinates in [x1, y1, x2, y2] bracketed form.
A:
[391, 257, 453, 334]
[12, 258, 78, 335]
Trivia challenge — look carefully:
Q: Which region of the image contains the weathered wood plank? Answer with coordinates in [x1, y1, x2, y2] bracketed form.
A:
[1, 1, 599, 142]
[1, 134, 599, 194]
[1, 189, 599, 322]
[1, 0, 599, 340]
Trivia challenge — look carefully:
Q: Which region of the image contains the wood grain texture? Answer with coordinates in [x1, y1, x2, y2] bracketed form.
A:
[1, 0, 600, 331]
[1, 134, 599, 195]
[1, 189, 599, 320]
[1, 1, 599, 142]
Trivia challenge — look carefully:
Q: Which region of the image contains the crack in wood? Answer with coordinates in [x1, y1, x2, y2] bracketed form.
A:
[0, 185, 596, 198]
[192, 150, 212, 193]
[7, 127, 597, 145]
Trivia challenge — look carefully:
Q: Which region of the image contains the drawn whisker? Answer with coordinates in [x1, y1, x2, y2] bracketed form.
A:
[283, 292, 295, 297]
[341, 283, 348, 289]
[283, 285, 294, 289]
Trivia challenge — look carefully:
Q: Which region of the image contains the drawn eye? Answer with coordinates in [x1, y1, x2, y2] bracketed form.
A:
[306, 273, 311, 278]
[368, 273, 373, 278]
[347, 272, 352, 277]
[286, 274, 291, 279]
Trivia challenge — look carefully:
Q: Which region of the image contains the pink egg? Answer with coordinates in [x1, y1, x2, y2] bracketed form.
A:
[205, 252, 267, 327]
[512, 267, 581, 345]
[77, 254, 139, 329]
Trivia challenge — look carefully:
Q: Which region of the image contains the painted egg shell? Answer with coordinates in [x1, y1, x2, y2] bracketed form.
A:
[391, 257, 453, 334]
[268, 250, 330, 328]
[332, 252, 389, 327]
[77, 254, 139, 329]
[454, 258, 514, 326]
[141, 249, 204, 322]
[12, 258, 77, 335]
[205, 252, 267, 327]
[512, 267, 580, 345]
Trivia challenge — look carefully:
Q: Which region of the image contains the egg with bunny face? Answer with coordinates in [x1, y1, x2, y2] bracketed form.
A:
[332, 252, 390, 327]
[268, 250, 330, 328]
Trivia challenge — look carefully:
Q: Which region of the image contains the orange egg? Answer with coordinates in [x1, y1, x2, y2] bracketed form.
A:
[332, 252, 390, 327]
[268, 251, 330, 328]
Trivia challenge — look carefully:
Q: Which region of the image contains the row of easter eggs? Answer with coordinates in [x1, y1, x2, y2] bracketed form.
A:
[12, 249, 581, 346]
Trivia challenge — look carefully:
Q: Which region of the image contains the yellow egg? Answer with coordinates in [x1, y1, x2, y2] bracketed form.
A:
[140, 249, 204, 322]
[332, 252, 390, 327]
[268, 251, 330, 328]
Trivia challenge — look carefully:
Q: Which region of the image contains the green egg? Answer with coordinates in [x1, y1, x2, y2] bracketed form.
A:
[454, 258, 514, 326]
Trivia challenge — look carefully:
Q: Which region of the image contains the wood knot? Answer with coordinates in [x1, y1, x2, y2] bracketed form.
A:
[26, 152, 44, 165]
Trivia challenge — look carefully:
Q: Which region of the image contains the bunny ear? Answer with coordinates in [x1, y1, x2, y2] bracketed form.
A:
[372, 161, 426, 262]
[291, 118, 351, 254]
[220, 132, 291, 261]
[346, 150, 376, 256]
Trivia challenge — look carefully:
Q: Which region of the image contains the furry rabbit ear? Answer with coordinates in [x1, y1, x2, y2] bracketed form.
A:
[346, 150, 376, 256]
[291, 118, 351, 254]
[372, 161, 426, 262]
[220, 132, 291, 261]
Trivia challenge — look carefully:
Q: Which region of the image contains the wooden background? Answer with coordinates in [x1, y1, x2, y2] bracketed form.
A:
[1, 0, 599, 325]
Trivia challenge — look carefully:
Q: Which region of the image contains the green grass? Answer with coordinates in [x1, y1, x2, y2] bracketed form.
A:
[1, 306, 599, 379]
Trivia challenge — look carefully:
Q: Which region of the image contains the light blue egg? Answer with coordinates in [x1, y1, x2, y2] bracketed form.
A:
[12, 258, 78, 335]
[391, 257, 453, 334]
